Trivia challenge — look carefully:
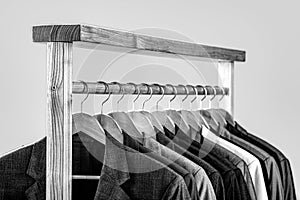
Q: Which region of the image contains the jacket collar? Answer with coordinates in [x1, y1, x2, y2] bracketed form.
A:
[24, 132, 131, 200]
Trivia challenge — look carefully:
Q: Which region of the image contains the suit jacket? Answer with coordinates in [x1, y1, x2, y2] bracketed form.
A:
[165, 126, 252, 200]
[0, 131, 191, 200]
[231, 122, 297, 200]
[224, 124, 285, 200]
[143, 136, 216, 200]
[156, 129, 226, 200]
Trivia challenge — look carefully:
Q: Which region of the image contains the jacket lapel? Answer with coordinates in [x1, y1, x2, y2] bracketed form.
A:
[25, 138, 46, 200]
[24, 133, 132, 200]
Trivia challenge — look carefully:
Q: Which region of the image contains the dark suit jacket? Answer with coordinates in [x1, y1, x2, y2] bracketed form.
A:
[231, 122, 297, 200]
[0, 131, 191, 200]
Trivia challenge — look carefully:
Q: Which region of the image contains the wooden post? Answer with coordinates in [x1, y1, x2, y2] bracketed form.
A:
[218, 61, 234, 117]
[46, 42, 73, 200]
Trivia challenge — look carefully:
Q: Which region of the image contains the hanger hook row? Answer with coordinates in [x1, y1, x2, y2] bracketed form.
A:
[97, 81, 111, 114]
[79, 80, 89, 113]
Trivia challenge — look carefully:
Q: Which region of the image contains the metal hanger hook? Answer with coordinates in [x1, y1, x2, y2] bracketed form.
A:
[127, 82, 138, 110]
[220, 86, 226, 101]
[152, 83, 164, 111]
[166, 84, 177, 109]
[188, 85, 198, 103]
[110, 81, 124, 111]
[97, 81, 111, 114]
[178, 84, 188, 109]
[117, 85, 125, 105]
[187, 85, 198, 110]
[79, 80, 89, 113]
[141, 83, 153, 110]
[179, 84, 189, 103]
[208, 86, 217, 101]
[214, 86, 225, 102]
[196, 85, 207, 101]
[206, 86, 216, 109]
[133, 83, 141, 106]
[196, 85, 207, 109]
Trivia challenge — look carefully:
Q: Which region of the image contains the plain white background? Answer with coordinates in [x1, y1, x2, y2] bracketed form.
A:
[0, 0, 299, 197]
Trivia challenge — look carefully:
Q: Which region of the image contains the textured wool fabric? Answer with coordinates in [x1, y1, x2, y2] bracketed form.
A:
[205, 127, 269, 200]
[156, 130, 226, 200]
[0, 132, 191, 200]
[165, 126, 252, 200]
[200, 136, 257, 200]
[189, 125, 257, 200]
[122, 132, 197, 200]
[224, 124, 285, 200]
[231, 122, 297, 200]
[95, 131, 192, 200]
[178, 125, 256, 199]
[143, 136, 216, 200]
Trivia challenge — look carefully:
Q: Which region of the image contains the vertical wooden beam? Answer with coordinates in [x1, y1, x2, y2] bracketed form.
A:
[46, 42, 73, 200]
[218, 61, 234, 117]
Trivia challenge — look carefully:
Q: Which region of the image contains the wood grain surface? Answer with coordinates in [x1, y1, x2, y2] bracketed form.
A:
[218, 61, 234, 116]
[46, 42, 73, 200]
[33, 24, 245, 62]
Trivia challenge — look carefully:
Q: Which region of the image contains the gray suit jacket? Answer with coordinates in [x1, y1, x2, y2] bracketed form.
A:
[0, 131, 191, 200]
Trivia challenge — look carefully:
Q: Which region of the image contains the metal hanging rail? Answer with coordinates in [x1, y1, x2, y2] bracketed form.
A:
[72, 81, 229, 96]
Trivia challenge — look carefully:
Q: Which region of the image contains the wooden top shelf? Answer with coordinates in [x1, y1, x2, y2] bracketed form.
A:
[33, 24, 245, 62]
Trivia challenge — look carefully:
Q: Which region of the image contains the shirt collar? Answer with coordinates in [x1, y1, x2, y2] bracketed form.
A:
[234, 122, 248, 135]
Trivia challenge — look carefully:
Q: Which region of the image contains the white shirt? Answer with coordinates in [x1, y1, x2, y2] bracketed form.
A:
[202, 127, 269, 200]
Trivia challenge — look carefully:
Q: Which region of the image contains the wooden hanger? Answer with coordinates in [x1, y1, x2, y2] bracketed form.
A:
[151, 84, 175, 134]
[141, 111, 164, 133]
[164, 84, 190, 134]
[72, 81, 105, 144]
[93, 81, 123, 144]
[178, 84, 201, 132]
[190, 85, 210, 129]
[188, 85, 209, 129]
[140, 83, 166, 133]
[207, 86, 227, 127]
[210, 86, 235, 126]
[94, 114, 123, 143]
[204, 86, 221, 127]
[152, 111, 175, 133]
[127, 83, 163, 135]
[108, 82, 144, 143]
[114, 82, 156, 138]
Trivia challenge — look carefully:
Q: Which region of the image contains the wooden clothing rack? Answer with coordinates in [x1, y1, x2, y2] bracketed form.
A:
[32, 24, 246, 200]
